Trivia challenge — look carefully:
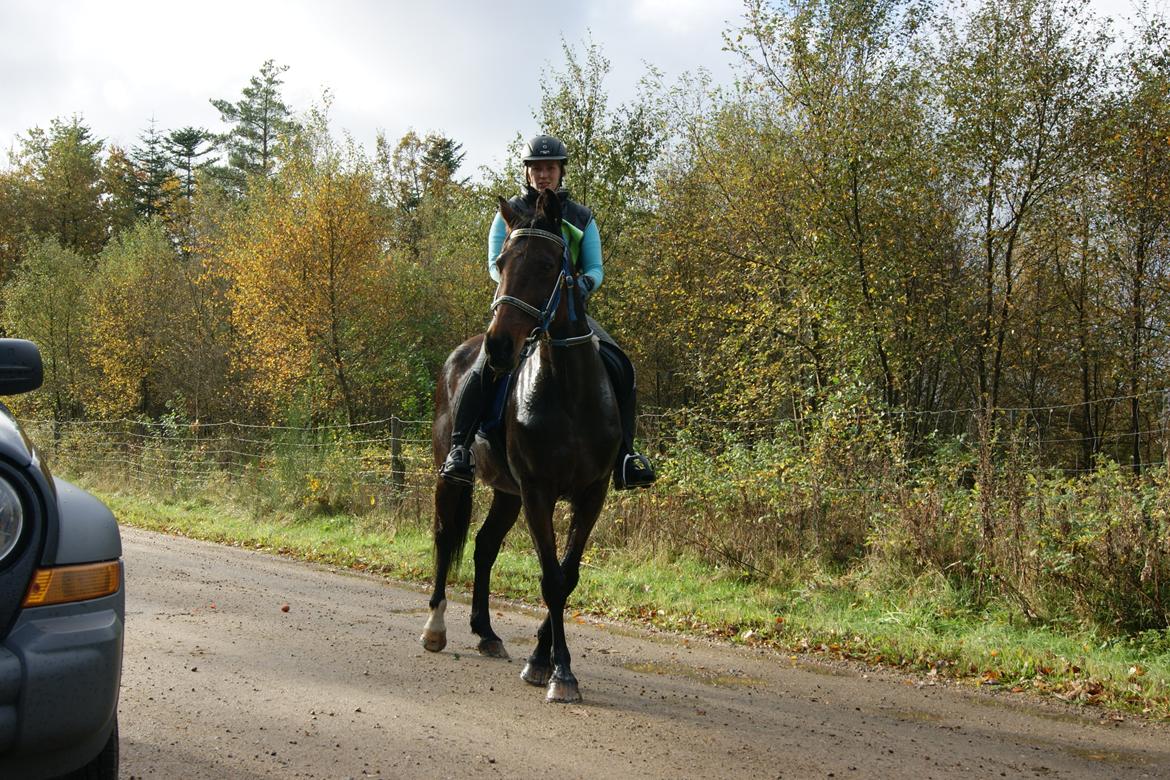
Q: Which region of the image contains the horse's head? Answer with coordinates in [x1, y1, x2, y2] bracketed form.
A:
[485, 189, 573, 374]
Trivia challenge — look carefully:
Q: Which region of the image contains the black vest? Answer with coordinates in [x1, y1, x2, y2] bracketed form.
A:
[510, 185, 593, 234]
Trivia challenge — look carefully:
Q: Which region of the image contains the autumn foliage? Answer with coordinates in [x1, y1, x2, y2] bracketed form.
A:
[3, 0, 1170, 635]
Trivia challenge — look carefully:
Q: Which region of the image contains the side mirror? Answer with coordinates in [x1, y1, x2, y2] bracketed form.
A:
[0, 339, 43, 395]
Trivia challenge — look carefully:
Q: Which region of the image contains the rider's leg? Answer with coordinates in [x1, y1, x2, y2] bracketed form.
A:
[598, 343, 656, 490]
[439, 349, 490, 485]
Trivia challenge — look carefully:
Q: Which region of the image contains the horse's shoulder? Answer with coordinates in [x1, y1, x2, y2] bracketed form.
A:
[442, 334, 483, 380]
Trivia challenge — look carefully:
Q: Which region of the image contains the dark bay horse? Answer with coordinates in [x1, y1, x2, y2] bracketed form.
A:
[420, 189, 621, 703]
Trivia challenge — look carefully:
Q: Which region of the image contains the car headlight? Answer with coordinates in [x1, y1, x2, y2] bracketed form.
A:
[0, 477, 23, 561]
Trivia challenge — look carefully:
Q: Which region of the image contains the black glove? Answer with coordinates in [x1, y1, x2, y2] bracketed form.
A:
[579, 275, 595, 298]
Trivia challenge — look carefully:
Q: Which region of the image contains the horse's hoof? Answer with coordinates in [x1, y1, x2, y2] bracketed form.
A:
[419, 629, 447, 653]
[546, 677, 582, 703]
[477, 638, 509, 658]
[521, 661, 552, 687]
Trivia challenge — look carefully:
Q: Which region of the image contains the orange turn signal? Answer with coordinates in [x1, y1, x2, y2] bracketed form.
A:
[22, 561, 122, 607]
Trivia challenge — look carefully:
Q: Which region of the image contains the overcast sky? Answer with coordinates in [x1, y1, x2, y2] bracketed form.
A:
[0, 0, 1158, 180]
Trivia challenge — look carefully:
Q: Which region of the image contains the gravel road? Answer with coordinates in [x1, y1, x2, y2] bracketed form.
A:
[118, 526, 1170, 779]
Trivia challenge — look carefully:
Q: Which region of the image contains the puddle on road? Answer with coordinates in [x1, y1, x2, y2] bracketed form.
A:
[621, 660, 763, 689]
[791, 660, 855, 678]
[967, 692, 1121, 728]
[385, 606, 431, 616]
[991, 730, 1156, 769]
[1068, 747, 1148, 765]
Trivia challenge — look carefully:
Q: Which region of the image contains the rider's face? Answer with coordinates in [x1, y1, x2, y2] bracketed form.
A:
[526, 159, 562, 192]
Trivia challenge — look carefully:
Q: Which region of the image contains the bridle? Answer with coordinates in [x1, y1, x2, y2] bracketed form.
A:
[490, 227, 595, 349]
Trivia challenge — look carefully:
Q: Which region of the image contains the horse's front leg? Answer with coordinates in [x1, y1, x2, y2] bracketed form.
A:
[517, 488, 571, 698]
[524, 479, 609, 703]
[420, 479, 473, 652]
[470, 490, 521, 658]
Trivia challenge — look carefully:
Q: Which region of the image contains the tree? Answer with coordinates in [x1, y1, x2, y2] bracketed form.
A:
[1101, 16, 1170, 473]
[938, 0, 1105, 414]
[536, 36, 667, 248]
[166, 127, 218, 258]
[726, 0, 954, 416]
[218, 111, 389, 423]
[210, 59, 299, 193]
[84, 220, 194, 417]
[100, 146, 140, 237]
[130, 118, 177, 218]
[2, 238, 91, 421]
[421, 134, 467, 188]
[9, 117, 108, 257]
[376, 130, 469, 261]
[166, 126, 217, 202]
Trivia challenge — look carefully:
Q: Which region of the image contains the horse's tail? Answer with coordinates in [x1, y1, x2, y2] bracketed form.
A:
[432, 483, 473, 574]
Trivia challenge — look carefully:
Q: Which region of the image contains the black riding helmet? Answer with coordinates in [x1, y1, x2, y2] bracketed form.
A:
[522, 134, 568, 163]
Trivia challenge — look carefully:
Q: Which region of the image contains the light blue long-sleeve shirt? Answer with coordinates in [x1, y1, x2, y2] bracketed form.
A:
[487, 212, 604, 291]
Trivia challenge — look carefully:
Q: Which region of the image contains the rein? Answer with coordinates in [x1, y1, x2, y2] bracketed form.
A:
[490, 227, 594, 349]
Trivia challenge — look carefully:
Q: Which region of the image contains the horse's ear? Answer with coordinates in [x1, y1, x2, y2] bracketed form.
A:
[498, 196, 519, 229]
[535, 188, 562, 225]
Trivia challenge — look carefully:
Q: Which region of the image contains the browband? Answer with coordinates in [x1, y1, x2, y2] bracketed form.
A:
[507, 228, 565, 247]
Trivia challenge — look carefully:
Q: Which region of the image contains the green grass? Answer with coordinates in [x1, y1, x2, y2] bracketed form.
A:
[93, 483, 1170, 720]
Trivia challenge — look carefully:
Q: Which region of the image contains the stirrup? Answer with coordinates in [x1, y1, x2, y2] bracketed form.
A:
[439, 445, 475, 485]
[614, 452, 656, 490]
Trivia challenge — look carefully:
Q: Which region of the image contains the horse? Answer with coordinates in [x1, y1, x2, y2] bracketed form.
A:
[419, 188, 622, 704]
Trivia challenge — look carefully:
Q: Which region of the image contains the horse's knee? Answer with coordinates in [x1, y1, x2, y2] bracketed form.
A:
[540, 570, 568, 608]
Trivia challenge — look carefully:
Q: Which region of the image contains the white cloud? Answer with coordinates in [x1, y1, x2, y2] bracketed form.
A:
[627, 0, 743, 36]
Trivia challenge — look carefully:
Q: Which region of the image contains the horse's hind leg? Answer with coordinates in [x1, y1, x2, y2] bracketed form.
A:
[420, 479, 473, 652]
[470, 490, 521, 658]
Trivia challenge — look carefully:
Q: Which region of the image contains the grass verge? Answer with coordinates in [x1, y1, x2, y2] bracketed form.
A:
[95, 484, 1170, 720]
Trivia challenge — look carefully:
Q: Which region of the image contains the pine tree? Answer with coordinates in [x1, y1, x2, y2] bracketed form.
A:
[210, 59, 299, 193]
[421, 134, 467, 189]
[130, 118, 176, 217]
[166, 126, 216, 202]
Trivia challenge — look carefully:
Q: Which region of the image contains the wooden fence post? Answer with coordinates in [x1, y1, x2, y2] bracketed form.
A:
[390, 416, 406, 495]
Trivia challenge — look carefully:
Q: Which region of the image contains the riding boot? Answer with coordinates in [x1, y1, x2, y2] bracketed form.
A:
[613, 384, 656, 490]
[439, 352, 490, 485]
[599, 346, 657, 491]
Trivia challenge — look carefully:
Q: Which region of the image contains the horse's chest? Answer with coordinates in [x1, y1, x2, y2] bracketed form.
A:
[510, 359, 584, 432]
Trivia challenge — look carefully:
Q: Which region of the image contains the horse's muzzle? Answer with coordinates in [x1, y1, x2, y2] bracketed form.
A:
[484, 331, 519, 375]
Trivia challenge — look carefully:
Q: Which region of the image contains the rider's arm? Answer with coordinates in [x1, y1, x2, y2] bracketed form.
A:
[580, 219, 603, 292]
[488, 212, 507, 283]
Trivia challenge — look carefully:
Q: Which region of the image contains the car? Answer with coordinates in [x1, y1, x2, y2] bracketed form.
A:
[0, 339, 124, 779]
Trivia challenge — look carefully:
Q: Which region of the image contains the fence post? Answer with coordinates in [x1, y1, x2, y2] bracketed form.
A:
[390, 416, 406, 495]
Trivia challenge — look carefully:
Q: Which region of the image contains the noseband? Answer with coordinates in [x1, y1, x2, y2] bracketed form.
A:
[490, 228, 595, 348]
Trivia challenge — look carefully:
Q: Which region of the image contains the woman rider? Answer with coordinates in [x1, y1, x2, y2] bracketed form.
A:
[439, 133, 656, 491]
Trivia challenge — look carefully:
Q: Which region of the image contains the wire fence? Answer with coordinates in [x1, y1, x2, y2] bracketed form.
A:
[21, 391, 1170, 519]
